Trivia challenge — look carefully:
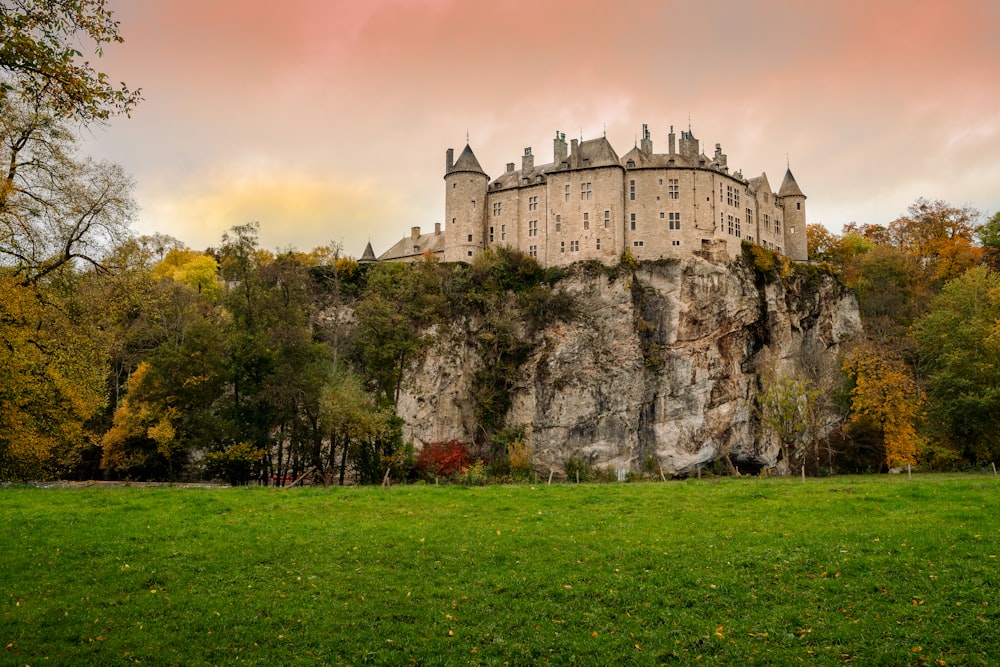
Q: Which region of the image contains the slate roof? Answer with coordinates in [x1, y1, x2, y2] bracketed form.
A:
[778, 168, 805, 198]
[377, 229, 446, 262]
[449, 144, 486, 175]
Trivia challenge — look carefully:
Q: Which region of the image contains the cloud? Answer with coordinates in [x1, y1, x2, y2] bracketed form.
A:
[133, 159, 411, 256]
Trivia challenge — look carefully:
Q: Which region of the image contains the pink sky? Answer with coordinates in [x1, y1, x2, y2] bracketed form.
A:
[83, 0, 1000, 257]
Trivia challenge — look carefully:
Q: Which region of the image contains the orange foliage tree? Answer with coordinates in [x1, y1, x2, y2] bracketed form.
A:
[842, 343, 924, 468]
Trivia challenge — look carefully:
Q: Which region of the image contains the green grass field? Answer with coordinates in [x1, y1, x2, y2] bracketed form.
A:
[2, 476, 998, 665]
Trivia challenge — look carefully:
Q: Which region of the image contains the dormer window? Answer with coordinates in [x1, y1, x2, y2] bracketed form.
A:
[626, 160, 635, 168]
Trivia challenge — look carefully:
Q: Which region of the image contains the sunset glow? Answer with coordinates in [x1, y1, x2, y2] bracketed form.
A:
[85, 0, 1000, 256]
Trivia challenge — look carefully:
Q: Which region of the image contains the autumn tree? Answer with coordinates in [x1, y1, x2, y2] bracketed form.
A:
[0, 273, 109, 479]
[913, 266, 1000, 465]
[1, 91, 135, 283]
[842, 343, 923, 469]
[0, 0, 140, 121]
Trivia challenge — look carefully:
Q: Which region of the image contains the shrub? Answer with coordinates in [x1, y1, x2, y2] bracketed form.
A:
[563, 455, 593, 483]
[415, 440, 472, 479]
[203, 442, 266, 486]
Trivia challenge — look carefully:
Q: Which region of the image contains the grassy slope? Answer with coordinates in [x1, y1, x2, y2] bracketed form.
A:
[1, 476, 997, 665]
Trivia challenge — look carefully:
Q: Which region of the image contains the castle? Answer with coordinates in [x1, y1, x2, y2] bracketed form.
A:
[375, 123, 807, 266]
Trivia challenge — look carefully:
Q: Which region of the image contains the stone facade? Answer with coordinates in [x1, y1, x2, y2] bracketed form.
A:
[379, 123, 808, 265]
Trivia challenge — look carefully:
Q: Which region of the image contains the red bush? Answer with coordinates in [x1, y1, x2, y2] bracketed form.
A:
[416, 440, 472, 478]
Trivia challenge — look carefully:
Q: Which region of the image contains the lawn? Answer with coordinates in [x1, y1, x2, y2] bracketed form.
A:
[2, 475, 998, 665]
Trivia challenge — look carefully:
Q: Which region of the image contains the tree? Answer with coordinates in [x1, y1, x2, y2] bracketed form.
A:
[1, 92, 135, 283]
[0, 272, 109, 480]
[756, 371, 820, 473]
[842, 343, 923, 469]
[978, 211, 1000, 272]
[1, 0, 140, 122]
[318, 369, 395, 487]
[886, 198, 981, 287]
[913, 266, 1000, 465]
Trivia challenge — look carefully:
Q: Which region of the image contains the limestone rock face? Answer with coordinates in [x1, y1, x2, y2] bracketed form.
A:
[396, 256, 862, 476]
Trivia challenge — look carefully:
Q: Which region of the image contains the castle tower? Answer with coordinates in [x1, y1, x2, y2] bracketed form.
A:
[778, 167, 807, 261]
[444, 144, 489, 262]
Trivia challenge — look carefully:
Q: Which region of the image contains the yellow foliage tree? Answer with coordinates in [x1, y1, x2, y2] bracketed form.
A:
[1, 275, 108, 480]
[843, 344, 924, 468]
[100, 362, 185, 479]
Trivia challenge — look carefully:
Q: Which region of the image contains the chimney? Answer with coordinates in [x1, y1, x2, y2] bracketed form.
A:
[554, 131, 567, 164]
[446, 148, 454, 172]
[640, 123, 653, 154]
[411, 226, 420, 241]
[506, 162, 515, 173]
[434, 223, 441, 235]
[522, 147, 534, 172]
[570, 138, 579, 168]
[668, 126, 676, 154]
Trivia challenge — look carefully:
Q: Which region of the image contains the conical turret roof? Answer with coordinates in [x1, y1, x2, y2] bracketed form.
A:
[359, 241, 377, 263]
[450, 144, 486, 174]
[778, 168, 805, 198]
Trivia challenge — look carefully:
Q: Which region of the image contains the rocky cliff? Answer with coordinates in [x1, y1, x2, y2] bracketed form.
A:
[396, 253, 862, 477]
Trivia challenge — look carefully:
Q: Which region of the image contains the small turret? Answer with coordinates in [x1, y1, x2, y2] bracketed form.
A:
[444, 144, 489, 262]
[778, 167, 807, 261]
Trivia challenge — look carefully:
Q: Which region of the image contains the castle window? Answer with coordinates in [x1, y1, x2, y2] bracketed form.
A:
[746, 235, 754, 243]
[633, 240, 644, 247]
[659, 212, 665, 219]
[529, 220, 538, 237]
[452, 217, 456, 225]
[565, 184, 570, 201]
[555, 214, 561, 232]
[630, 213, 636, 231]
[570, 240, 579, 252]
[669, 212, 680, 230]
[775, 220, 781, 234]
[596, 238, 602, 250]
[414, 245, 420, 253]
[734, 190, 740, 208]
[471, 200, 476, 208]
[468, 234, 473, 242]
[468, 251, 473, 257]
[727, 214, 734, 236]
[726, 185, 733, 207]
[672, 240, 681, 246]
[626, 160, 635, 168]
[453, 183, 457, 188]
[789, 226, 795, 234]
[746, 208, 752, 227]
[629, 180, 636, 201]
[669, 179, 679, 200]
[764, 213, 770, 229]
[529, 195, 538, 211]
[581, 182, 592, 200]
[735, 217, 741, 238]
[583, 212, 589, 230]
[529, 244, 538, 258]
[604, 210, 610, 228]
[489, 226, 494, 243]
[560, 241, 565, 253]
[796, 202, 801, 210]
[501, 224, 506, 241]
[659, 178, 664, 186]
[493, 201, 502, 216]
